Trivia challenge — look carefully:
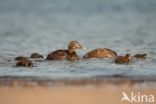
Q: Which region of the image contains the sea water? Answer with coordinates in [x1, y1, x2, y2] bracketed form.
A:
[0, 0, 156, 80]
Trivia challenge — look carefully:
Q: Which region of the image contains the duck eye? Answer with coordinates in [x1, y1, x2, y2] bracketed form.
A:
[72, 42, 78, 46]
[73, 42, 76, 45]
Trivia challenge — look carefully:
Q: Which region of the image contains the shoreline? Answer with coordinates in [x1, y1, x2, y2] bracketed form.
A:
[0, 76, 156, 87]
[0, 82, 156, 104]
[1, 76, 156, 104]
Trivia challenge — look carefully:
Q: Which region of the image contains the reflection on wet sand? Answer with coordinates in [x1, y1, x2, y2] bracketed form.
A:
[0, 77, 156, 104]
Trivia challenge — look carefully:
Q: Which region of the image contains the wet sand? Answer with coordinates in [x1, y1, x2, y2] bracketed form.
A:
[0, 77, 156, 104]
[1, 86, 156, 104]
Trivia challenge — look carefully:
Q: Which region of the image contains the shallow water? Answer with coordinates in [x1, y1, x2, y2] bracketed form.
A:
[0, 0, 156, 80]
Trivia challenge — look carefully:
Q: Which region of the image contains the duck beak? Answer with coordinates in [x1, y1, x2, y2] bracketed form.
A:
[78, 44, 86, 50]
[82, 47, 86, 50]
[78, 43, 86, 50]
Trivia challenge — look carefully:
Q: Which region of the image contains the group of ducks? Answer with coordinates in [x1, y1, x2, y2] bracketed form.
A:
[14, 41, 147, 67]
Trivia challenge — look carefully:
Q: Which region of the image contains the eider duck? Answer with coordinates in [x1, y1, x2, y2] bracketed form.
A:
[46, 41, 85, 60]
[31, 53, 44, 59]
[15, 56, 28, 61]
[15, 57, 33, 67]
[115, 53, 132, 64]
[83, 48, 117, 59]
[134, 53, 147, 59]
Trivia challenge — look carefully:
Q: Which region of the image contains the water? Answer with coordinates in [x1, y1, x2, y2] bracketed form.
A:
[0, 0, 156, 80]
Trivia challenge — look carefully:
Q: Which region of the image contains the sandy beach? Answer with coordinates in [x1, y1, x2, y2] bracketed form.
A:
[0, 77, 156, 104]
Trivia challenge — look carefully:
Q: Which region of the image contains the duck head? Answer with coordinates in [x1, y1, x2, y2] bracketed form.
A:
[142, 54, 147, 59]
[68, 41, 86, 53]
[125, 53, 132, 60]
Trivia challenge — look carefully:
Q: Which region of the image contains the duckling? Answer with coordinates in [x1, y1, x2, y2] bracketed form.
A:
[31, 53, 44, 59]
[15, 56, 28, 61]
[46, 41, 85, 60]
[16, 57, 33, 67]
[115, 53, 132, 64]
[83, 48, 117, 59]
[134, 53, 147, 59]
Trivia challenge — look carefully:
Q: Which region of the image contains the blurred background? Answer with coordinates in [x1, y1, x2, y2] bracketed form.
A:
[0, 0, 156, 53]
[0, 0, 156, 79]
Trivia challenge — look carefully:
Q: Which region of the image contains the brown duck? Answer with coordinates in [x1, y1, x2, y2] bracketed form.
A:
[31, 53, 44, 59]
[15, 57, 33, 67]
[134, 53, 147, 59]
[46, 41, 85, 60]
[83, 48, 117, 59]
[15, 56, 28, 61]
[115, 53, 132, 64]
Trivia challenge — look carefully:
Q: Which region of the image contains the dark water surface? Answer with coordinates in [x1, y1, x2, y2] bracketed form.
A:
[0, 0, 156, 80]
